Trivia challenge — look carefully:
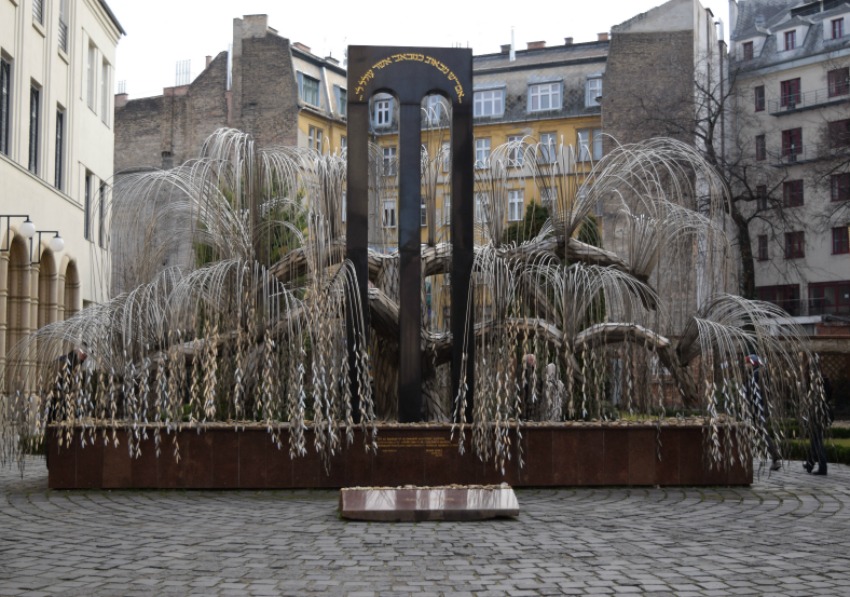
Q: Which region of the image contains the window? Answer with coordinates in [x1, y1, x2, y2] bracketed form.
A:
[578, 129, 603, 162]
[442, 194, 451, 226]
[473, 89, 504, 117]
[33, 0, 44, 25]
[308, 125, 323, 152]
[757, 235, 769, 261]
[782, 128, 802, 160]
[101, 59, 110, 125]
[810, 281, 850, 315]
[832, 18, 845, 40]
[832, 173, 850, 201]
[539, 132, 557, 163]
[528, 81, 561, 112]
[780, 78, 801, 107]
[28, 85, 40, 174]
[0, 57, 10, 156]
[833, 227, 850, 254]
[440, 141, 450, 173]
[828, 68, 849, 97]
[757, 284, 800, 316]
[421, 198, 427, 227]
[508, 135, 523, 167]
[58, 0, 68, 53]
[754, 85, 765, 111]
[784, 30, 796, 50]
[87, 44, 97, 111]
[742, 41, 754, 61]
[84, 171, 93, 240]
[334, 86, 347, 117]
[55, 107, 64, 190]
[373, 97, 392, 127]
[784, 231, 804, 259]
[99, 184, 107, 248]
[297, 73, 319, 106]
[755, 134, 766, 161]
[783, 180, 804, 206]
[475, 138, 490, 168]
[382, 146, 397, 176]
[474, 193, 489, 223]
[756, 184, 768, 210]
[585, 77, 602, 107]
[424, 95, 446, 126]
[828, 119, 850, 149]
[382, 199, 396, 228]
[508, 190, 523, 222]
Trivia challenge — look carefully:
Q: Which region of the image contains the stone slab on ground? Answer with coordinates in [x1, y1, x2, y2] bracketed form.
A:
[339, 484, 519, 521]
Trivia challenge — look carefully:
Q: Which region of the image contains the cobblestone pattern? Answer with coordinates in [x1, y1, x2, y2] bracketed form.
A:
[2, 457, 849, 596]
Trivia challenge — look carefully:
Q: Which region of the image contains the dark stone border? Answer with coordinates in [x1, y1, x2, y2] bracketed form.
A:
[45, 424, 752, 489]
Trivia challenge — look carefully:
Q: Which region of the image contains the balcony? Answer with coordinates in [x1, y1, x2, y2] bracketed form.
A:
[768, 86, 850, 114]
[774, 143, 812, 165]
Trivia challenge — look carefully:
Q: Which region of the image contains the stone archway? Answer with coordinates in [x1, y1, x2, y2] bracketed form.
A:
[63, 261, 81, 319]
[37, 250, 59, 328]
[3, 236, 31, 387]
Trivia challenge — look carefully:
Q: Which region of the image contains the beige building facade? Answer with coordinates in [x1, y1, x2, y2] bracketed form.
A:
[0, 0, 123, 371]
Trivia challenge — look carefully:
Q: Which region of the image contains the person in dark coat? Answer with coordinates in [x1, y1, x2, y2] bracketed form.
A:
[804, 375, 831, 476]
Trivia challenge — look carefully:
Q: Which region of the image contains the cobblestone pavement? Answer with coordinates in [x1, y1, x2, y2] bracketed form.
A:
[2, 457, 849, 596]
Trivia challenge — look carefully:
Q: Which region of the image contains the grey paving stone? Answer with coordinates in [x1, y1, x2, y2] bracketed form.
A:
[2, 457, 850, 596]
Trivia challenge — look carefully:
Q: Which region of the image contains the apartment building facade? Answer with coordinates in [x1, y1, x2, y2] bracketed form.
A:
[0, 0, 123, 369]
[729, 0, 850, 320]
[367, 38, 609, 251]
[114, 14, 347, 174]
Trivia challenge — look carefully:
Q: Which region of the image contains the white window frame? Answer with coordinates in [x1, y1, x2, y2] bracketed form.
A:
[424, 95, 446, 126]
[373, 97, 393, 128]
[308, 125, 323, 152]
[508, 190, 524, 222]
[528, 82, 561, 113]
[100, 59, 110, 125]
[475, 138, 490, 169]
[442, 194, 451, 226]
[473, 89, 504, 118]
[508, 135, 524, 167]
[475, 192, 489, 224]
[577, 129, 603, 162]
[298, 72, 320, 106]
[87, 43, 97, 111]
[421, 198, 427, 227]
[539, 132, 557, 163]
[382, 146, 397, 176]
[586, 77, 602, 107]
[382, 199, 397, 228]
[334, 85, 347, 117]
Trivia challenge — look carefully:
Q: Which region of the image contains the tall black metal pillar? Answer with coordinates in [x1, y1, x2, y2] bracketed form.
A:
[347, 46, 474, 423]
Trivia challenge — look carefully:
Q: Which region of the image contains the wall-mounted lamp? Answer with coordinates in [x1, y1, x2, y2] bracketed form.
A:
[1, 215, 36, 251]
[31, 230, 65, 264]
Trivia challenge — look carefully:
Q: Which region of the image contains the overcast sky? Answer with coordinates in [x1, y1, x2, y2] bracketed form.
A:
[107, 0, 730, 99]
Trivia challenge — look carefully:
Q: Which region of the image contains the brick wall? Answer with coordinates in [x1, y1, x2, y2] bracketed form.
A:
[602, 30, 695, 148]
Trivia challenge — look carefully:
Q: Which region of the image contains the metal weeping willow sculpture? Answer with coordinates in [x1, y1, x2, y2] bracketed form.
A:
[0, 129, 830, 477]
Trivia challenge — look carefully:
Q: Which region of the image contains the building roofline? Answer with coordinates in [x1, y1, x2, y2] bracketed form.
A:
[98, 0, 126, 36]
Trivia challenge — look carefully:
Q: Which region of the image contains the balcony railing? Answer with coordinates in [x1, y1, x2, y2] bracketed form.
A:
[768, 86, 850, 113]
[776, 143, 810, 164]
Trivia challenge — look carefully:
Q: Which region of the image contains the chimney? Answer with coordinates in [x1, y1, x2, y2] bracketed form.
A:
[325, 55, 339, 66]
[293, 42, 311, 53]
[501, 44, 511, 54]
[527, 40, 546, 50]
[115, 93, 128, 108]
[564, 37, 574, 45]
[598, 32, 609, 42]
[205, 55, 213, 68]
